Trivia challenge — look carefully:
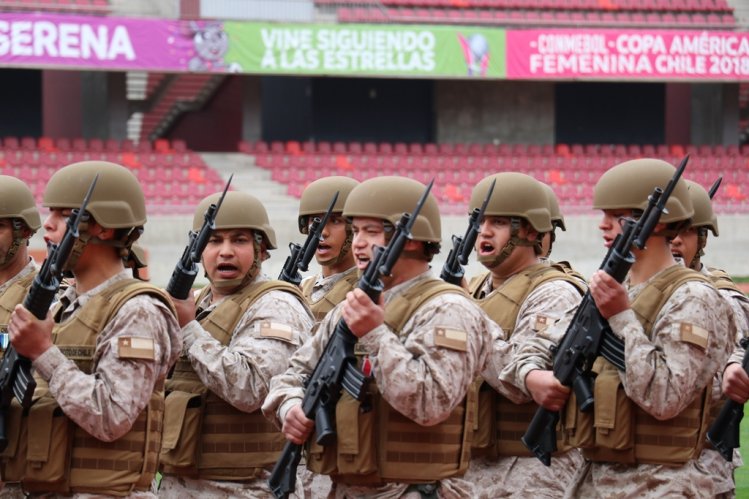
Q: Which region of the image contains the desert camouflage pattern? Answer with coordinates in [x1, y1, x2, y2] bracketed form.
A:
[562, 267, 735, 498]
[0, 258, 35, 295]
[160, 273, 313, 495]
[179, 273, 313, 413]
[467, 271, 585, 498]
[302, 266, 357, 303]
[32, 269, 180, 441]
[263, 270, 502, 498]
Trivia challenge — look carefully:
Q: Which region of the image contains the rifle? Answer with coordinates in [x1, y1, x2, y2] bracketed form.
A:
[279, 192, 339, 286]
[166, 175, 232, 299]
[707, 337, 749, 461]
[268, 180, 435, 499]
[521, 155, 689, 466]
[708, 176, 722, 199]
[440, 179, 495, 285]
[0, 176, 99, 451]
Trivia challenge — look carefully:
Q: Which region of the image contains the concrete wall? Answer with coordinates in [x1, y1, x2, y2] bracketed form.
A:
[435, 80, 555, 144]
[691, 83, 740, 145]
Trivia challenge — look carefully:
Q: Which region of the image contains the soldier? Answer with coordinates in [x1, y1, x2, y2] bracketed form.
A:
[671, 180, 749, 496]
[263, 176, 500, 498]
[2, 161, 181, 496]
[159, 191, 314, 498]
[539, 182, 587, 286]
[513, 159, 734, 497]
[297, 176, 359, 321]
[462, 173, 585, 498]
[0, 176, 41, 353]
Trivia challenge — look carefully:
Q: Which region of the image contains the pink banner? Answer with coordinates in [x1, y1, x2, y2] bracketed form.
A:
[0, 13, 196, 71]
[507, 29, 749, 80]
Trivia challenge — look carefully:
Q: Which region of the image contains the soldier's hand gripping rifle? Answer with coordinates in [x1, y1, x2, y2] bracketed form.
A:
[707, 338, 749, 461]
[0, 175, 99, 451]
[166, 175, 232, 299]
[521, 156, 689, 466]
[440, 179, 495, 285]
[268, 180, 435, 499]
[279, 192, 339, 286]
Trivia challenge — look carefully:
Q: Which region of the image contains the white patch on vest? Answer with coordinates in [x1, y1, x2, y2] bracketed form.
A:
[259, 321, 294, 343]
[117, 336, 155, 360]
[434, 327, 467, 352]
[679, 322, 708, 350]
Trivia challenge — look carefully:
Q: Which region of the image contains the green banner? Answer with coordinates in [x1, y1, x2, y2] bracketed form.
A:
[224, 22, 506, 78]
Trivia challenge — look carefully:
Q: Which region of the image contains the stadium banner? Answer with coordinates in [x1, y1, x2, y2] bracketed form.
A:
[222, 22, 506, 78]
[507, 29, 749, 80]
[0, 13, 191, 70]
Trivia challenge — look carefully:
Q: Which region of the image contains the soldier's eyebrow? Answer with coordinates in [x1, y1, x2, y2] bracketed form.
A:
[352, 222, 384, 232]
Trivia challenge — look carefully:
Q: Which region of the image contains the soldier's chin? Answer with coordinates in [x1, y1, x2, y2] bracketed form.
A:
[316, 254, 337, 267]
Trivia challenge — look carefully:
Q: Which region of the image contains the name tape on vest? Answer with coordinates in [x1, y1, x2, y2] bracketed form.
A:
[259, 321, 294, 343]
[118, 336, 156, 360]
[434, 327, 467, 352]
[679, 322, 709, 350]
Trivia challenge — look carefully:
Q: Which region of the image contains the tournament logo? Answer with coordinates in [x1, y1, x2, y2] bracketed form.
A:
[457, 33, 490, 77]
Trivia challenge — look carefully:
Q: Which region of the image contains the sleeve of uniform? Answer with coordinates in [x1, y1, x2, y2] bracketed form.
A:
[183, 290, 313, 413]
[611, 281, 735, 420]
[493, 281, 582, 401]
[723, 289, 749, 366]
[356, 293, 485, 426]
[33, 295, 178, 442]
[262, 310, 339, 428]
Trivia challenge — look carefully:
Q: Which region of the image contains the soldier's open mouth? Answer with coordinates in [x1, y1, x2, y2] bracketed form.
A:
[479, 242, 495, 254]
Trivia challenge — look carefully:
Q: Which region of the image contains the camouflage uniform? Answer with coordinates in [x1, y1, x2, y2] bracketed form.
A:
[0, 259, 35, 297]
[159, 272, 313, 498]
[301, 267, 358, 304]
[263, 270, 502, 499]
[559, 268, 735, 498]
[466, 270, 584, 499]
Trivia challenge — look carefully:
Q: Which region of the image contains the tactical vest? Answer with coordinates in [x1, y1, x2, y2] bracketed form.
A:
[307, 278, 477, 484]
[0, 271, 35, 358]
[301, 270, 359, 322]
[468, 264, 586, 458]
[0, 279, 174, 496]
[564, 266, 714, 465]
[161, 280, 307, 481]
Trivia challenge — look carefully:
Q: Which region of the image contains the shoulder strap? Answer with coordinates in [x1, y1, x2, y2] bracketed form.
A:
[384, 279, 467, 335]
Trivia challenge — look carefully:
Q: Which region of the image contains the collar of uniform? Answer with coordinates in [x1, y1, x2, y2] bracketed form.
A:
[0, 258, 36, 296]
[312, 265, 357, 289]
[382, 269, 434, 306]
[62, 268, 132, 313]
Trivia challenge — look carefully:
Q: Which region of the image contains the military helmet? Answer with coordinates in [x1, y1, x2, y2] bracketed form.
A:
[43, 161, 146, 228]
[0, 175, 41, 231]
[593, 159, 693, 223]
[298, 176, 359, 234]
[343, 176, 441, 242]
[541, 182, 566, 231]
[193, 191, 277, 249]
[686, 180, 718, 236]
[469, 173, 553, 233]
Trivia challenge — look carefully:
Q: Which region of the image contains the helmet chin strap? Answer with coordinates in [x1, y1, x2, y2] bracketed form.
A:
[0, 221, 27, 269]
[477, 218, 536, 269]
[688, 228, 708, 271]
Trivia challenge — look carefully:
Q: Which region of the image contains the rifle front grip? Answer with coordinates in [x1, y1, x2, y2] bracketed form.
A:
[167, 268, 197, 300]
[521, 407, 557, 466]
[23, 284, 57, 321]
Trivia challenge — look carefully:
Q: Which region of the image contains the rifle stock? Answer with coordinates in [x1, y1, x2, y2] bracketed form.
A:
[0, 176, 99, 451]
[167, 175, 232, 299]
[268, 180, 434, 499]
[522, 157, 689, 465]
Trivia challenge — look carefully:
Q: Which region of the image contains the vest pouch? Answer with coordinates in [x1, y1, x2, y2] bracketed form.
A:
[593, 362, 633, 452]
[22, 398, 72, 493]
[335, 392, 377, 475]
[160, 391, 203, 468]
[1, 401, 26, 482]
[306, 433, 338, 475]
[470, 380, 495, 455]
[564, 391, 595, 449]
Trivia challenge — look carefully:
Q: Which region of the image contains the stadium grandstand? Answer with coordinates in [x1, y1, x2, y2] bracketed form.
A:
[0, 0, 748, 285]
